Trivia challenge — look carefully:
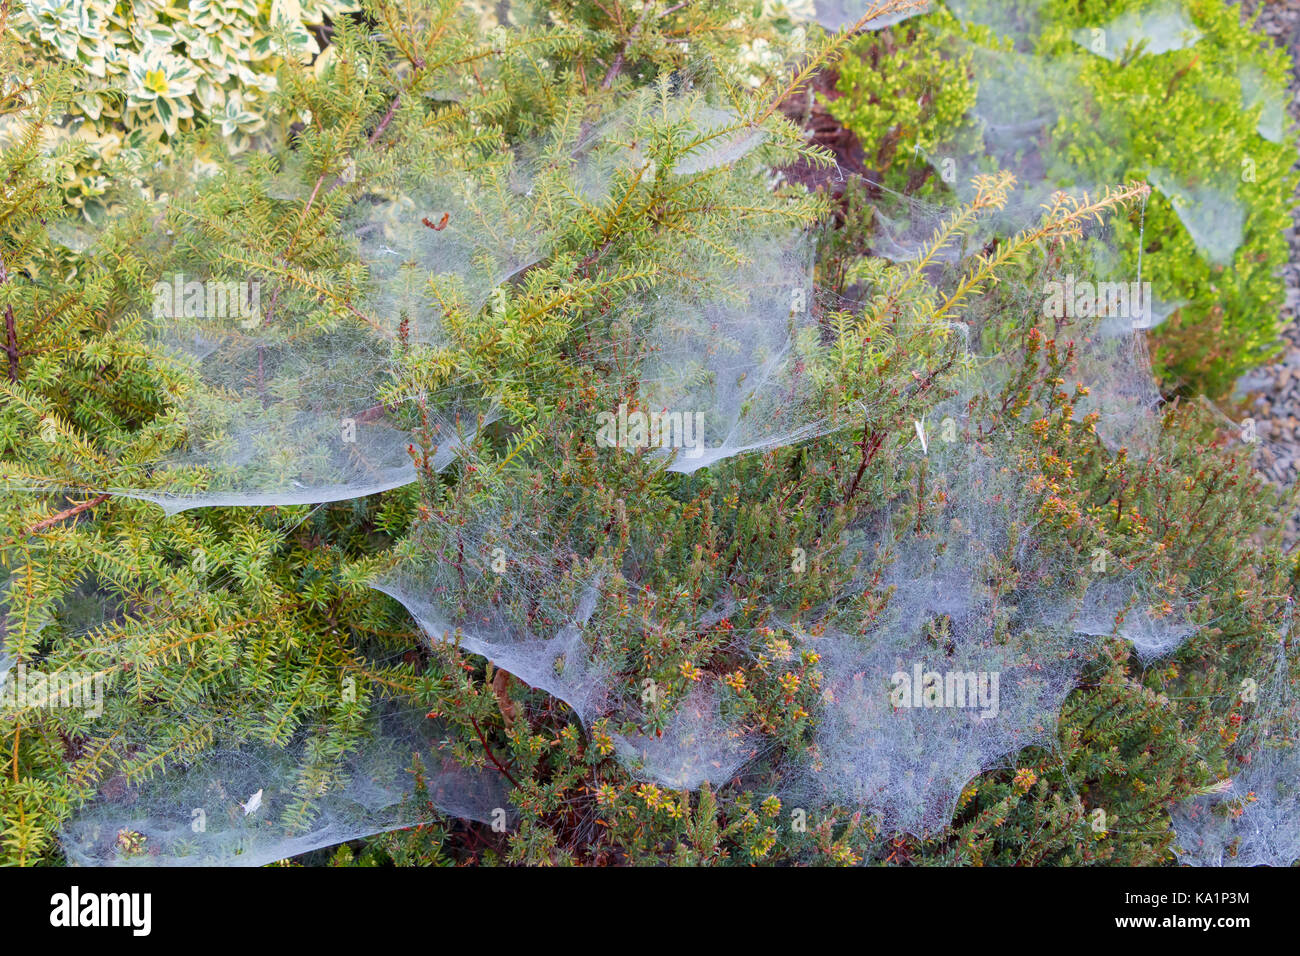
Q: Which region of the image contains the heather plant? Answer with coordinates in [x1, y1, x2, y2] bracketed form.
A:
[0, 0, 1297, 870]
[821, 6, 987, 194]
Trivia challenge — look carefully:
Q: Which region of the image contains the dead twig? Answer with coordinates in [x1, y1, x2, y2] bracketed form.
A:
[28, 494, 111, 534]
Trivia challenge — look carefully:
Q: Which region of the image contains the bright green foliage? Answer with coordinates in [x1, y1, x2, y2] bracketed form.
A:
[826, 9, 987, 194]
[1036, 0, 1298, 398]
[827, 0, 1299, 398]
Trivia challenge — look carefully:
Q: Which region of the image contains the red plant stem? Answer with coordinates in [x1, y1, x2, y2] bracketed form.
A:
[368, 95, 400, 145]
[470, 716, 520, 788]
[0, 252, 18, 382]
[3, 304, 16, 383]
[600, 2, 662, 90]
[845, 430, 884, 505]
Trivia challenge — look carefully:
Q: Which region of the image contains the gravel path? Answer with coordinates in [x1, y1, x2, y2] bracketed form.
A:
[1230, 0, 1300, 529]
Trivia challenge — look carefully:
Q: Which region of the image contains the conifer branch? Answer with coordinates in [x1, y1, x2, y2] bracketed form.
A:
[600, 2, 658, 90]
[931, 180, 1151, 325]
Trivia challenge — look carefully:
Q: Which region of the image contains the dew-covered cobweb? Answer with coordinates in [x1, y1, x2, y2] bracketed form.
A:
[9, 0, 1292, 864]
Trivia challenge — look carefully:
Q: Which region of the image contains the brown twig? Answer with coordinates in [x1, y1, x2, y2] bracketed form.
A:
[28, 493, 110, 534]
